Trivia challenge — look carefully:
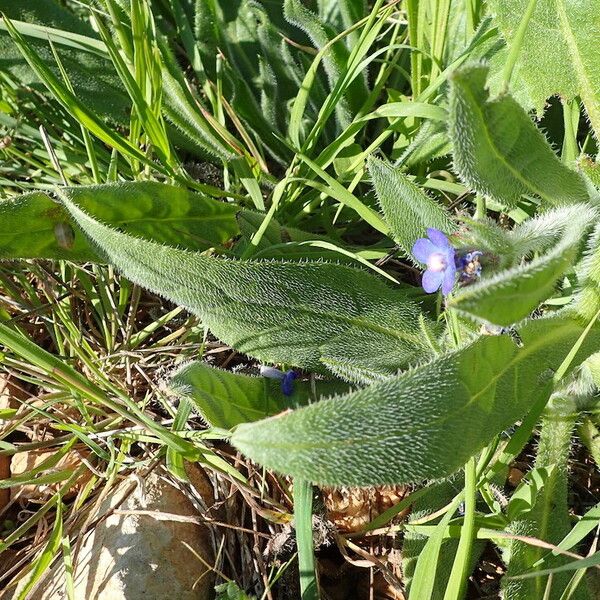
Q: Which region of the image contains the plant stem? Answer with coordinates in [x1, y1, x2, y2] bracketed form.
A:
[532, 406, 577, 597]
[294, 479, 318, 600]
[430, 0, 452, 84]
[561, 99, 579, 165]
[406, 0, 421, 97]
[475, 195, 486, 220]
[444, 456, 477, 600]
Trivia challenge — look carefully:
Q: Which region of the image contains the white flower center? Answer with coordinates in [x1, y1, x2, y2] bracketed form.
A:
[427, 252, 447, 272]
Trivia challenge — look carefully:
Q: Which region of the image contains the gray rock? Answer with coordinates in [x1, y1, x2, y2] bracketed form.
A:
[23, 464, 216, 600]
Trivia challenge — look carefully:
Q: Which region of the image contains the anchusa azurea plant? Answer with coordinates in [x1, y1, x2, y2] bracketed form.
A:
[1, 1, 600, 599]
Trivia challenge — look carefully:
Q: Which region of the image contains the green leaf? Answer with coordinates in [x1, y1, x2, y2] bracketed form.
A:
[537, 501, 600, 565]
[409, 495, 464, 600]
[169, 362, 347, 428]
[399, 118, 452, 168]
[215, 581, 256, 600]
[579, 157, 600, 192]
[490, 0, 600, 136]
[60, 193, 433, 381]
[230, 156, 265, 211]
[231, 315, 600, 486]
[368, 156, 455, 260]
[512, 550, 600, 581]
[160, 44, 236, 162]
[0, 182, 239, 260]
[319, 310, 440, 384]
[506, 466, 554, 521]
[1, 15, 159, 168]
[0, 2, 130, 123]
[449, 205, 595, 326]
[16, 500, 64, 600]
[572, 219, 600, 320]
[92, 14, 172, 165]
[297, 153, 390, 235]
[448, 64, 590, 207]
[294, 478, 319, 600]
[283, 0, 357, 126]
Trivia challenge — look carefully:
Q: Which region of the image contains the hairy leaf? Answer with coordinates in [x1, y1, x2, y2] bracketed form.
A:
[449, 205, 596, 326]
[573, 223, 600, 320]
[169, 362, 346, 428]
[284, 0, 354, 125]
[231, 315, 600, 486]
[160, 43, 237, 162]
[0, 182, 238, 260]
[490, 0, 600, 136]
[448, 64, 589, 207]
[61, 195, 433, 381]
[368, 156, 455, 261]
[0, 1, 130, 122]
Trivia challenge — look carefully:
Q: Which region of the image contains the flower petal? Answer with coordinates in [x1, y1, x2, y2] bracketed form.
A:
[260, 366, 284, 380]
[446, 245, 456, 264]
[441, 264, 456, 295]
[412, 238, 436, 263]
[422, 269, 444, 293]
[427, 228, 450, 249]
[281, 371, 297, 396]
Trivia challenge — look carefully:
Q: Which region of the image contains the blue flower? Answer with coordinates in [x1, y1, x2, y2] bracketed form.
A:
[260, 366, 297, 397]
[412, 228, 456, 295]
[281, 370, 297, 397]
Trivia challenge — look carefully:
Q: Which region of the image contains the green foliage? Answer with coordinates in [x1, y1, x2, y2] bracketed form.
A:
[61, 193, 433, 382]
[503, 413, 579, 600]
[2, 1, 600, 597]
[169, 361, 346, 428]
[450, 205, 596, 326]
[0, 0, 130, 122]
[231, 316, 600, 486]
[294, 478, 319, 600]
[490, 0, 600, 136]
[284, 0, 358, 126]
[160, 57, 236, 162]
[408, 494, 464, 600]
[215, 581, 256, 600]
[448, 64, 590, 207]
[573, 224, 600, 319]
[0, 182, 238, 260]
[2, 15, 161, 171]
[368, 156, 455, 261]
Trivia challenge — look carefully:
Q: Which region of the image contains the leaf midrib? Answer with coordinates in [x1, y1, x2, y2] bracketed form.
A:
[459, 78, 555, 204]
[242, 321, 580, 452]
[107, 223, 429, 350]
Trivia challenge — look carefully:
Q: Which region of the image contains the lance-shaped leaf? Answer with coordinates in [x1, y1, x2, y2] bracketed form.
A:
[490, 0, 600, 137]
[448, 64, 589, 208]
[449, 205, 596, 326]
[368, 156, 455, 261]
[231, 316, 600, 486]
[169, 362, 348, 428]
[60, 194, 433, 381]
[0, 182, 239, 261]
